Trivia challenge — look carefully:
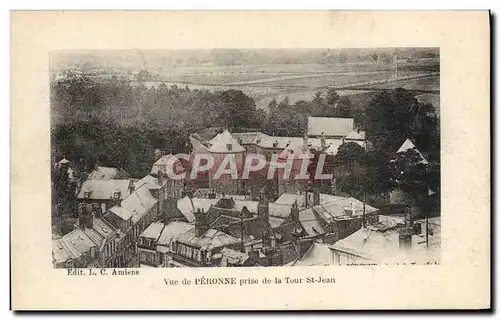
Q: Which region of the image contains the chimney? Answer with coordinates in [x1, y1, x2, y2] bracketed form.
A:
[79, 210, 93, 230]
[399, 228, 413, 250]
[257, 197, 269, 223]
[303, 135, 308, 149]
[92, 203, 102, 218]
[320, 131, 326, 150]
[195, 209, 208, 237]
[313, 189, 320, 206]
[290, 200, 300, 223]
[351, 201, 356, 216]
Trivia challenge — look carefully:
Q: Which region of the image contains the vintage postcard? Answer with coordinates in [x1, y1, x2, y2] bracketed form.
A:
[11, 11, 490, 310]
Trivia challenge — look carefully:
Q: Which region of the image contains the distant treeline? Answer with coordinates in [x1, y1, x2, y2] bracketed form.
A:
[51, 77, 439, 195]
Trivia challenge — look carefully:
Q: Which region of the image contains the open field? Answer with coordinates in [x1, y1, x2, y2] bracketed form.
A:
[133, 59, 440, 112]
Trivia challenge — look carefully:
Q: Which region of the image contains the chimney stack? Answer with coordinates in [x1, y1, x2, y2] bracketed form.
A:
[303, 135, 309, 149]
[195, 208, 208, 237]
[320, 131, 326, 150]
[257, 196, 269, 224]
[313, 189, 320, 206]
[291, 200, 300, 223]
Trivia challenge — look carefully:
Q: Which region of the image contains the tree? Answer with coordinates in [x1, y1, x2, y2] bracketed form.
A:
[332, 142, 372, 198]
[326, 88, 340, 106]
[389, 148, 430, 198]
[364, 88, 420, 153]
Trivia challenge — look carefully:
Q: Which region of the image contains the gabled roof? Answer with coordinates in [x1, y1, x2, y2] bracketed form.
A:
[157, 221, 193, 246]
[396, 138, 429, 164]
[52, 228, 97, 264]
[219, 247, 249, 266]
[331, 226, 437, 264]
[207, 130, 245, 153]
[177, 196, 220, 223]
[134, 175, 161, 190]
[313, 197, 378, 224]
[299, 208, 326, 237]
[108, 185, 158, 224]
[176, 228, 240, 251]
[58, 158, 71, 165]
[232, 132, 271, 145]
[293, 242, 334, 266]
[307, 117, 354, 137]
[150, 154, 185, 175]
[77, 179, 132, 200]
[88, 166, 131, 180]
[140, 222, 165, 240]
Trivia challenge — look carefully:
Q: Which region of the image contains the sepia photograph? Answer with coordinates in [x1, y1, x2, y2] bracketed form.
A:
[50, 48, 441, 269]
[11, 11, 489, 310]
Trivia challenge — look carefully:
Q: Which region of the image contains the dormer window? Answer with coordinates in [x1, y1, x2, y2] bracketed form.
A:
[273, 141, 279, 148]
[226, 144, 232, 151]
[84, 190, 91, 199]
[113, 191, 121, 200]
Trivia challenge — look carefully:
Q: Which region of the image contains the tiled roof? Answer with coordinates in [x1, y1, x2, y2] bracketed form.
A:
[293, 242, 334, 266]
[313, 196, 378, 224]
[268, 203, 292, 219]
[232, 132, 271, 145]
[150, 154, 185, 175]
[52, 228, 97, 264]
[220, 247, 249, 265]
[307, 117, 354, 137]
[157, 221, 193, 246]
[140, 222, 165, 240]
[177, 196, 220, 223]
[299, 208, 326, 237]
[134, 175, 161, 190]
[208, 130, 245, 153]
[77, 179, 132, 200]
[88, 166, 131, 180]
[108, 185, 158, 223]
[176, 228, 240, 251]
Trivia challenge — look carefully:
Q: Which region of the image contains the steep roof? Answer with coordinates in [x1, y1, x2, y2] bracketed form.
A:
[88, 166, 131, 180]
[140, 222, 165, 240]
[134, 175, 161, 190]
[396, 138, 429, 164]
[157, 221, 193, 246]
[208, 130, 245, 153]
[293, 242, 334, 266]
[313, 197, 378, 224]
[307, 117, 354, 137]
[108, 185, 158, 224]
[52, 228, 97, 264]
[220, 247, 250, 266]
[232, 132, 270, 145]
[77, 179, 132, 200]
[150, 154, 185, 175]
[177, 196, 219, 223]
[176, 228, 240, 251]
[299, 208, 326, 237]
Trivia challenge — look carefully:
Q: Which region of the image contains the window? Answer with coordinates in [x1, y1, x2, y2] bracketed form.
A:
[113, 191, 121, 200]
[226, 144, 232, 151]
[66, 260, 73, 268]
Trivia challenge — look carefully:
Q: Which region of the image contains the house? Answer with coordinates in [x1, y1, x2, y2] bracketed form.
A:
[76, 179, 134, 213]
[307, 117, 354, 139]
[169, 210, 242, 267]
[52, 228, 98, 268]
[215, 247, 253, 267]
[330, 216, 441, 265]
[291, 242, 335, 266]
[150, 153, 185, 199]
[102, 184, 160, 267]
[88, 166, 132, 180]
[137, 221, 193, 267]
